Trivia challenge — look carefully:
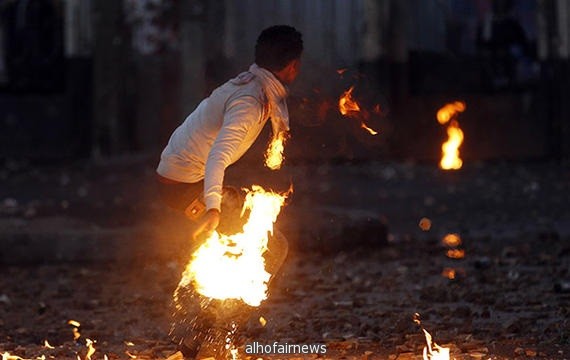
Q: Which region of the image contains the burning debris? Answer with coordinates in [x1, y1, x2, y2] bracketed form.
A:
[441, 233, 466, 279]
[436, 101, 465, 170]
[442, 233, 465, 260]
[419, 217, 432, 231]
[175, 185, 288, 307]
[171, 185, 290, 359]
[67, 320, 82, 342]
[413, 313, 451, 360]
[338, 86, 379, 136]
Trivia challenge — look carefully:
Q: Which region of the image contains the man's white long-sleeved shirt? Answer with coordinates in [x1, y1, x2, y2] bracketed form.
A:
[157, 64, 288, 211]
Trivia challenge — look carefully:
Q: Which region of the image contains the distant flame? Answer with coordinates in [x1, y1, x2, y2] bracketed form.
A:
[175, 185, 288, 307]
[339, 86, 379, 135]
[265, 131, 288, 170]
[437, 102, 465, 170]
[43, 340, 55, 349]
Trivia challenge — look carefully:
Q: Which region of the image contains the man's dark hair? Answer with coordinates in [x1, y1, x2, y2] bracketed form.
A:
[255, 25, 303, 72]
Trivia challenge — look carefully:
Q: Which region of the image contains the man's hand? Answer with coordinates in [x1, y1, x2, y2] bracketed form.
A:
[192, 209, 220, 240]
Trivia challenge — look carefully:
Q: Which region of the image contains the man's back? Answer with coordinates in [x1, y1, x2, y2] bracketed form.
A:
[157, 72, 269, 184]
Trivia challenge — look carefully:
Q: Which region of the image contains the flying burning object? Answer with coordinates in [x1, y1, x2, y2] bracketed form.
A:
[338, 86, 379, 136]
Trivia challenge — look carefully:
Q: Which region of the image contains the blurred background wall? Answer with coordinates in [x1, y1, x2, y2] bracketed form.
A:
[0, 0, 568, 162]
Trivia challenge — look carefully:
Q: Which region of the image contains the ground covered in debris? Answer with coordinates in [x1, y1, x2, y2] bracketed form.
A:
[0, 158, 569, 359]
[0, 233, 569, 360]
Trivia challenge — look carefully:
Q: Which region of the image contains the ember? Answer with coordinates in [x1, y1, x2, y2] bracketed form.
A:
[442, 233, 461, 248]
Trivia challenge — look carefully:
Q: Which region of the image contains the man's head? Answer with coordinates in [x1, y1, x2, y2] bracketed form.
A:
[255, 25, 303, 84]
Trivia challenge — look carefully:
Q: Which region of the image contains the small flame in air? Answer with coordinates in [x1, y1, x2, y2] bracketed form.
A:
[437, 102, 465, 170]
[43, 340, 55, 349]
[339, 86, 379, 135]
[175, 185, 288, 307]
[339, 86, 360, 115]
[265, 131, 288, 170]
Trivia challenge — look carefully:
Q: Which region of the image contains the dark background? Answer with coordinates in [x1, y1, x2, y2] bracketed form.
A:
[0, 0, 568, 162]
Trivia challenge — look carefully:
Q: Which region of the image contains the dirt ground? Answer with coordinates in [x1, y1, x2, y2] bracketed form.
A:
[0, 232, 569, 360]
[0, 158, 569, 359]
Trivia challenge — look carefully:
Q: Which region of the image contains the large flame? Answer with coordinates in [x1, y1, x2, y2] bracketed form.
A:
[265, 131, 288, 170]
[339, 86, 378, 135]
[176, 185, 287, 307]
[437, 101, 465, 170]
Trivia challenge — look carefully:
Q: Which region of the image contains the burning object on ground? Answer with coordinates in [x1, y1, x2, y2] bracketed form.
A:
[436, 101, 465, 170]
[171, 185, 290, 359]
[413, 313, 451, 360]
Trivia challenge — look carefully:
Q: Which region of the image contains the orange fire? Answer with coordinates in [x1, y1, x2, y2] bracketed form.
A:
[338, 86, 378, 135]
[446, 249, 465, 259]
[265, 131, 288, 170]
[422, 328, 450, 360]
[437, 101, 465, 125]
[442, 233, 461, 248]
[68, 320, 81, 341]
[437, 101, 465, 170]
[85, 339, 96, 360]
[414, 314, 450, 360]
[441, 267, 457, 280]
[175, 185, 288, 307]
